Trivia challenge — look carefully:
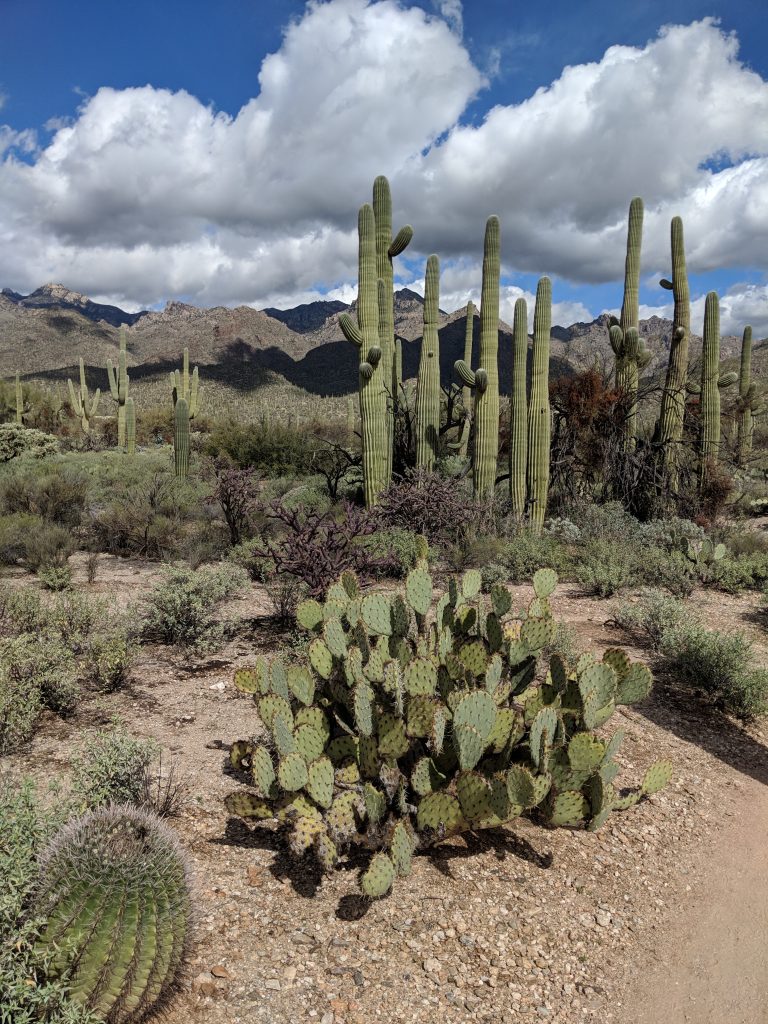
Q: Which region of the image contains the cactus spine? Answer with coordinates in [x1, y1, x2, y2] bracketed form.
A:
[14, 372, 23, 424]
[456, 300, 475, 459]
[415, 255, 441, 470]
[340, 204, 388, 507]
[454, 216, 500, 500]
[509, 297, 528, 519]
[67, 358, 101, 433]
[373, 176, 413, 483]
[125, 397, 136, 455]
[107, 327, 130, 448]
[34, 805, 192, 1024]
[609, 198, 650, 448]
[657, 217, 691, 484]
[170, 347, 199, 420]
[736, 326, 764, 464]
[527, 278, 552, 534]
[174, 397, 190, 479]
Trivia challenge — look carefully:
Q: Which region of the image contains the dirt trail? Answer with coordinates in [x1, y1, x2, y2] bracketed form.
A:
[620, 773, 768, 1024]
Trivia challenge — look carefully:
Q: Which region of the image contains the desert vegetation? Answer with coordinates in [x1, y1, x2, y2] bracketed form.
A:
[1, 175, 766, 1024]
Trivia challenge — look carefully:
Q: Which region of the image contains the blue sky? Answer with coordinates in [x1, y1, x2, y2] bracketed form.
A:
[1, 0, 767, 331]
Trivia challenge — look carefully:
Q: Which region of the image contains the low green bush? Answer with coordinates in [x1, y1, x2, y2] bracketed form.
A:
[501, 532, 571, 582]
[575, 540, 639, 597]
[70, 724, 159, 810]
[141, 562, 249, 652]
[37, 564, 73, 591]
[205, 419, 316, 475]
[0, 512, 39, 564]
[709, 552, 768, 594]
[0, 423, 59, 461]
[359, 527, 427, 578]
[0, 464, 88, 527]
[613, 589, 689, 649]
[0, 634, 79, 752]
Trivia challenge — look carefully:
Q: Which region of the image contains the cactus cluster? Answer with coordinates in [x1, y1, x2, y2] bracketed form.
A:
[67, 358, 101, 433]
[33, 805, 193, 1024]
[226, 561, 670, 897]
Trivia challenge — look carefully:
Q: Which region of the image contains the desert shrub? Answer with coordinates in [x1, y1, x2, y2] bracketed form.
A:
[375, 469, 483, 545]
[0, 635, 79, 751]
[70, 724, 159, 810]
[444, 532, 507, 573]
[0, 780, 101, 1024]
[661, 621, 768, 718]
[0, 667, 42, 753]
[501, 532, 571, 583]
[212, 461, 259, 545]
[636, 517, 704, 552]
[480, 560, 508, 592]
[250, 501, 394, 598]
[0, 423, 59, 461]
[571, 501, 639, 543]
[637, 547, 696, 598]
[83, 626, 135, 691]
[545, 622, 584, 665]
[709, 552, 768, 594]
[359, 527, 427, 578]
[722, 528, 768, 557]
[37, 564, 73, 591]
[0, 465, 88, 528]
[23, 521, 75, 571]
[543, 517, 582, 543]
[0, 512, 39, 564]
[613, 589, 688, 649]
[264, 572, 305, 624]
[575, 540, 639, 597]
[141, 562, 249, 651]
[226, 565, 671, 898]
[0, 587, 43, 634]
[205, 419, 316, 475]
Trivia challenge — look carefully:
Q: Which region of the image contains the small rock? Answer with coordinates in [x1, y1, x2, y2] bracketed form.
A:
[265, 979, 281, 991]
[595, 911, 612, 928]
[423, 957, 441, 974]
[321, 1015, 334, 1024]
[246, 866, 263, 886]
[211, 965, 232, 979]
[291, 931, 315, 946]
[192, 972, 216, 997]
[209, 681, 226, 691]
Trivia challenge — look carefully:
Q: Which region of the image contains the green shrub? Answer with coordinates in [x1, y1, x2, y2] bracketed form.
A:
[359, 528, 428, 577]
[661, 621, 768, 718]
[575, 540, 638, 597]
[501, 532, 570, 582]
[480, 560, 508, 592]
[37, 564, 73, 591]
[0, 423, 59, 461]
[141, 562, 249, 652]
[70, 724, 159, 810]
[572, 501, 638, 543]
[83, 626, 135, 691]
[0, 780, 100, 1023]
[0, 667, 42, 753]
[205, 419, 316, 475]
[0, 587, 43, 634]
[635, 517, 704, 552]
[0, 633, 79, 721]
[0, 465, 88, 528]
[613, 589, 688, 649]
[22, 521, 75, 572]
[0, 512, 39, 564]
[228, 537, 271, 581]
[709, 552, 768, 594]
[637, 547, 696, 598]
[444, 533, 507, 573]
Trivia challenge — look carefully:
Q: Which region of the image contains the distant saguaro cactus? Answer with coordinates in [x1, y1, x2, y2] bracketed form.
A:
[174, 397, 190, 478]
[67, 358, 101, 433]
[415, 254, 441, 470]
[170, 347, 200, 420]
[125, 396, 136, 455]
[657, 217, 691, 486]
[698, 291, 737, 488]
[509, 297, 528, 520]
[736, 326, 765, 464]
[107, 327, 130, 448]
[527, 278, 552, 534]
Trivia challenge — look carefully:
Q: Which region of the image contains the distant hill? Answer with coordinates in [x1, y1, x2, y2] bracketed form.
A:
[1, 282, 757, 402]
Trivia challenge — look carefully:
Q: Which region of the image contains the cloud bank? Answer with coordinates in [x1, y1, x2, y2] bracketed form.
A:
[0, 1, 766, 332]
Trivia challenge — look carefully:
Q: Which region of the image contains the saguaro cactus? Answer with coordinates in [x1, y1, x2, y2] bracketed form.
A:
[67, 358, 101, 433]
[340, 204, 387, 507]
[107, 327, 130, 448]
[698, 292, 737, 487]
[609, 198, 650, 448]
[456, 300, 475, 459]
[657, 217, 691, 484]
[373, 176, 413, 482]
[509, 297, 528, 519]
[454, 216, 501, 500]
[14, 372, 23, 424]
[170, 347, 200, 420]
[527, 278, 552, 534]
[736, 326, 765, 464]
[125, 397, 136, 455]
[174, 397, 190, 479]
[415, 255, 441, 470]
[34, 805, 192, 1024]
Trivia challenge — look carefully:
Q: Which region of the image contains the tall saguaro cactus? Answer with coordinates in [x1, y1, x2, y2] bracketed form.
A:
[373, 176, 413, 482]
[527, 278, 552, 534]
[67, 358, 101, 433]
[456, 300, 475, 459]
[174, 397, 190, 478]
[125, 397, 136, 455]
[340, 204, 387, 507]
[454, 216, 501, 500]
[415, 255, 441, 470]
[609, 198, 650, 448]
[736, 326, 765, 465]
[14, 372, 23, 424]
[107, 327, 130, 448]
[657, 217, 691, 484]
[170, 347, 200, 420]
[509, 297, 528, 519]
[698, 292, 737, 487]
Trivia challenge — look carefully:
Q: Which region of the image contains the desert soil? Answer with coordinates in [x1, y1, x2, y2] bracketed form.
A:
[2, 554, 767, 1024]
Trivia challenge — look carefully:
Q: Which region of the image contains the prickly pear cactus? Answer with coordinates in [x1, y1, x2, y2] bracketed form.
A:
[226, 560, 669, 897]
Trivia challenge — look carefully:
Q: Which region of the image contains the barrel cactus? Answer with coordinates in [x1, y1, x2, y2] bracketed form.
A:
[454, 216, 501, 500]
[226, 561, 670, 898]
[67, 358, 101, 434]
[33, 804, 193, 1023]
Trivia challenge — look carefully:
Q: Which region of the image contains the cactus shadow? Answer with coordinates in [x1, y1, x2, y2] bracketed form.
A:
[425, 828, 553, 880]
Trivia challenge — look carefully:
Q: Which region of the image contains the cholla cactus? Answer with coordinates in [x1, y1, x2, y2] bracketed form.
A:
[33, 804, 193, 1024]
[107, 327, 130, 448]
[226, 563, 670, 898]
[67, 358, 101, 433]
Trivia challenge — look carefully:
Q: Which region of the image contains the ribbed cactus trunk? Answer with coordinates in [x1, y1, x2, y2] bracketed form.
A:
[609, 198, 648, 449]
[456, 301, 475, 459]
[699, 291, 721, 487]
[509, 297, 528, 520]
[15, 372, 22, 424]
[107, 327, 130, 449]
[373, 176, 413, 485]
[737, 325, 755, 465]
[340, 204, 387, 507]
[395, 337, 403, 396]
[657, 217, 691, 486]
[170, 347, 200, 420]
[125, 397, 136, 455]
[67, 358, 101, 433]
[527, 278, 552, 534]
[174, 397, 190, 479]
[415, 255, 441, 470]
